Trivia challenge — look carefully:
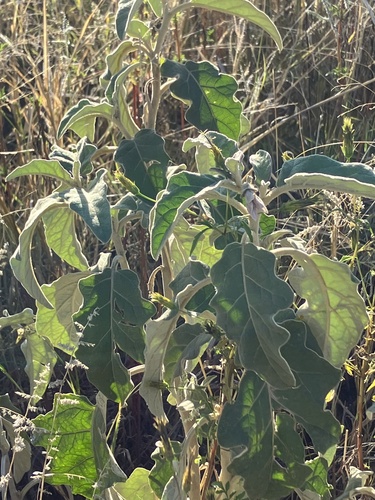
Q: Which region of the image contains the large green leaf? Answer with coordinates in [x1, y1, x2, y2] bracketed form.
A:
[74, 268, 155, 402]
[32, 394, 97, 498]
[100, 40, 138, 85]
[150, 171, 222, 259]
[273, 320, 341, 460]
[170, 219, 223, 275]
[110, 468, 157, 499]
[5, 159, 74, 185]
[288, 252, 368, 367]
[57, 99, 113, 140]
[116, 0, 143, 40]
[36, 271, 91, 354]
[210, 242, 295, 388]
[188, 0, 282, 50]
[218, 370, 273, 499]
[43, 207, 89, 271]
[275, 155, 375, 199]
[21, 332, 57, 404]
[10, 196, 66, 308]
[57, 169, 112, 243]
[161, 60, 242, 140]
[298, 457, 331, 500]
[115, 129, 169, 199]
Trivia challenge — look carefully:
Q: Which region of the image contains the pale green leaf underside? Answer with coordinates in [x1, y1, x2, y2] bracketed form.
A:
[21, 333, 57, 404]
[0, 308, 34, 329]
[189, 0, 283, 50]
[111, 468, 157, 499]
[10, 196, 67, 308]
[43, 207, 89, 271]
[36, 271, 91, 353]
[6, 159, 74, 185]
[283, 173, 375, 199]
[288, 253, 368, 367]
[57, 99, 113, 140]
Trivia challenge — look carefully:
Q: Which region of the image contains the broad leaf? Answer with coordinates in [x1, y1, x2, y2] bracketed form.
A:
[188, 0, 282, 50]
[250, 149, 272, 183]
[164, 323, 211, 382]
[101, 40, 138, 85]
[43, 207, 89, 271]
[36, 271, 91, 353]
[169, 260, 210, 297]
[6, 159, 74, 185]
[161, 60, 242, 140]
[149, 442, 182, 498]
[170, 219, 223, 275]
[298, 457, 331, 500]
[115, 129, 169, 199]
[74, 268, 155, 402]
[111, 468, 157, 499]
[210, 242, 295, 387]
[32, 394, 97, 498]
[288, 252, 368, 367]
[183, 131, 238, 174]
[273, 320, 341, 460]
[148, 0, 163, 17]
[57, 99, 113, 141]
[276, 155, 375, 199]
[150, 171, 222, 259]
[116, 0, 143, 40]
[57, 168, 112, 243]
[10, 196, 66, 308]
[21, 332, 57, 404]
[218, 370, 273, 499]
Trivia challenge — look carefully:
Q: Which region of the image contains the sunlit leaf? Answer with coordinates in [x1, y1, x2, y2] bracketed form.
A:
[6, 159, 74, 185]
[32, 394, 97, 498]
[161, 60, 242, 140]
[57, 99, 113, 140]
[43, 207, 89, 271]
[288, 252, 368, 367]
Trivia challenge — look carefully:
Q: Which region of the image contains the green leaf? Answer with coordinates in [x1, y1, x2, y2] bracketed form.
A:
[218, 370, 273, 499]
[149, 442, 182, 498]
[210, 242, 295, 388]
[10, 196, 66, 308]
[298, 457, 330, 500]
[276, 155, 375, 199]
[76, 136, 97, 177]
[169, 260, 210, 297]
[148, 0, 163, 17]
[189, 0, 282, 50]
[259, 213, 276, 236]
[57, 99, 113, 140]
[164, 323, 210, 382]
[5, 159, 74, 185]
[116, 0, 143, 40]
[43, 207, 89, 271]
[74, 268, 155, 402]
[32, 394, 97, 498]
[170, 219, 223, 275]
[101, 40, 138, 85]
[183, 131, 238, 174]
[92, 393, 127, 492]
[263, 413, 312, 499]
[36, 271, 92, 354]
[111, 468, 157, 499]
[0, 308, 34, 329]
[21, 332, 57, 404]
[161, 60, 242, 140]
[250, 149, 272, 183]
[288, 252, 368, 367]
[57, 169, 112, 243]
[150, 171, 222, 259]
[273, 320, 341, 460]
[115, 129, 169, 199]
